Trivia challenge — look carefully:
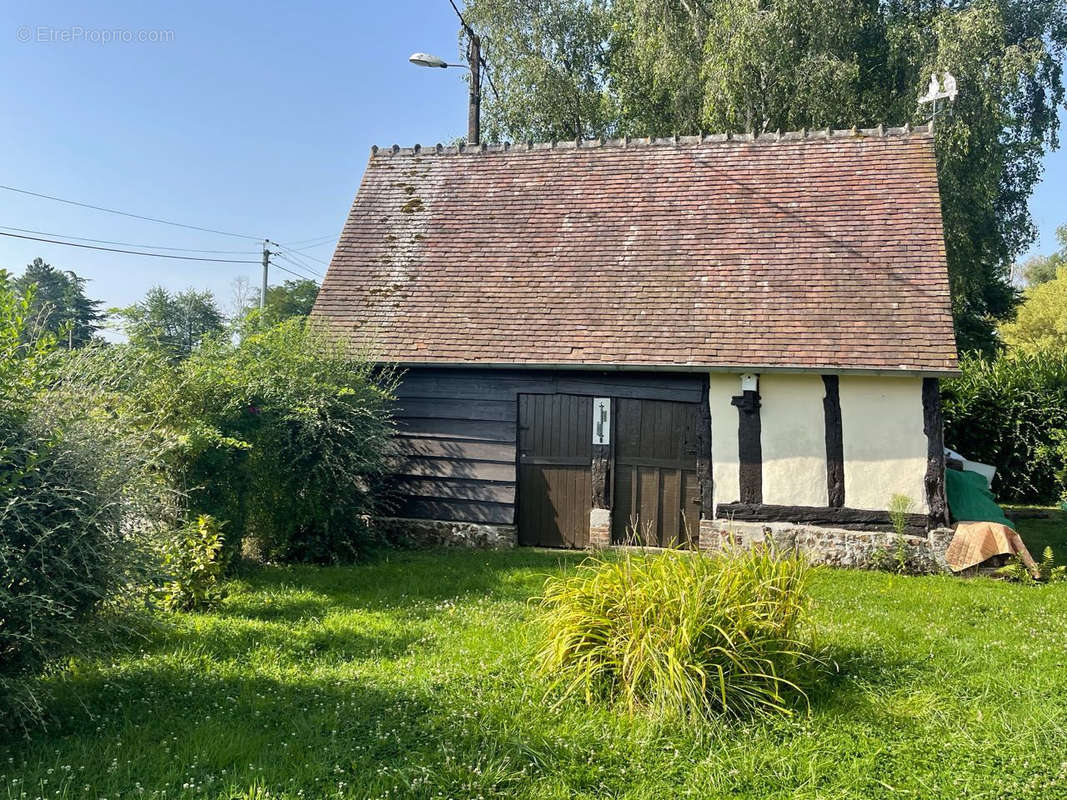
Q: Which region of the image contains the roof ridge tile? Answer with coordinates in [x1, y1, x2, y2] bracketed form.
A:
[370, 123, 933, 157]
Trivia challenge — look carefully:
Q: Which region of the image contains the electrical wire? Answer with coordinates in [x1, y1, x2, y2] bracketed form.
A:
[447, 0, 499, 100]
[269, 260, 318, 281]
[0, 184, 265, 241]
[274, 243, 329, 267]
[0, 231, 260, 263]
[281, 234, 338, 249]
[272, 251, 322, 279]
[0, 225, 259, 255]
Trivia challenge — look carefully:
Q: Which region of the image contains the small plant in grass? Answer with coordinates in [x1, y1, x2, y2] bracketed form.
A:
[159, 515, 230, 611]
[536, 545, 820, 719]
[888, 494, 916, 573]
[996, 546, 1067, 584]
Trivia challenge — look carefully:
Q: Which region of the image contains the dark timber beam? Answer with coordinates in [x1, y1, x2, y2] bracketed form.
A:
[696, 379, 714, 518]
[591, 444, 610, 509]
[922, 377, 950, 529]
[731, 382, 762, 504]
[716, 503, 927, 534]
[821, 375, 845, 507]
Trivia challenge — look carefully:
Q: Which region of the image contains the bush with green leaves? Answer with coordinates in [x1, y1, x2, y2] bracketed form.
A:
[159, 515, 230, 611]
[537, 546, 819, 720]
[0, 279, 168, 727]
[112, 317, 398, 563]
[942, 351, 1067, 504]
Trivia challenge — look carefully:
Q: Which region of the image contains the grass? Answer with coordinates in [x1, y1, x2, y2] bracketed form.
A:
[1, 514, 1065, 799]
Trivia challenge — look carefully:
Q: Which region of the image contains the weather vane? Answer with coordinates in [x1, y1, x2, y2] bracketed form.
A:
[918, 72, 958, 124]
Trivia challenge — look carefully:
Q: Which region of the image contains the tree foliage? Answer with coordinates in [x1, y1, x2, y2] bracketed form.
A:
[1017, 223, 1067, 286]
[239, 278, 320, 329]
[111, 286, 225, 359]
[11, 258, 103, 347]
[999, 265, 1067, 353]
[942, 350, 1067, 503]
[463, 0, 1067, 353]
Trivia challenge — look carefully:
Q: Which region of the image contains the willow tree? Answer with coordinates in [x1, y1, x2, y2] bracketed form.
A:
[462, 0, 1067, 354]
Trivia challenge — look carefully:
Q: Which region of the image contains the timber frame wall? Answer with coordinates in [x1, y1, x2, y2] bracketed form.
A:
[388, 368, 704, 525]
[386, 367, 947, 537]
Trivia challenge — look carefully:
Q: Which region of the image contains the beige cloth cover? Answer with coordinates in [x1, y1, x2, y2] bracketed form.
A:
[945, 521, 1040, 576]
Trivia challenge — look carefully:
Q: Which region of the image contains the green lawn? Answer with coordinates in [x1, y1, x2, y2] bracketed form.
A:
[3, 514, 1067, 800]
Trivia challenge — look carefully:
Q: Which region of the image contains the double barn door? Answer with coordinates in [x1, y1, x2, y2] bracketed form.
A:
[517, 393, 702, 548]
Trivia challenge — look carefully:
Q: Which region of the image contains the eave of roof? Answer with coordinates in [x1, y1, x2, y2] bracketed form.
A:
[384, 359, 962, 379]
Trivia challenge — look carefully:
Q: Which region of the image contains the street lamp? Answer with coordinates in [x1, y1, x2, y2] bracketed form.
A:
[409, 32, 483, 145]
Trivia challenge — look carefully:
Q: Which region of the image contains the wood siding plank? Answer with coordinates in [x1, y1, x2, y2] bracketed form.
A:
[390, 437, 514, 462]
[391, 477, 515, 504]
[388, 457, 515, 482]
[396, 497, 514, 524]
[395, 418, 517, 442]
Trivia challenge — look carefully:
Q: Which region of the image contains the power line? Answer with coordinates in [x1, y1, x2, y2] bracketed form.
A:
[446, 0, 499, 100]
[273, 251, 322, 279]
[0, 184, 265, 241]
[274, 243, 329, 268]
[269, 260, 318, 281]
[0, 225, 258, 255]
[281, 234, 338, 249]
[0, 231, 260, 263]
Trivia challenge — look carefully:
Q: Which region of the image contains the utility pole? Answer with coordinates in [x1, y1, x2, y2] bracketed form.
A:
[260, 240, 270, 310]
[467, 33, 481, 146]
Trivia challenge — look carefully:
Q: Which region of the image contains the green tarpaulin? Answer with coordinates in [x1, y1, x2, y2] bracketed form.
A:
[945, 468, 1014, 530]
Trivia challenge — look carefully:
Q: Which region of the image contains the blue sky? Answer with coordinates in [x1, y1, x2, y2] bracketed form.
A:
[1, 0, 1065, 317]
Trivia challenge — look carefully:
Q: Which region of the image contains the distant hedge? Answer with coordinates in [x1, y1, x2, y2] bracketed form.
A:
[942, 351, 1067, 504]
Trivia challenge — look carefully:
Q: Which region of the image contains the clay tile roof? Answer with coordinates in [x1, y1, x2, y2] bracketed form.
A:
[313, 125, 959, 374]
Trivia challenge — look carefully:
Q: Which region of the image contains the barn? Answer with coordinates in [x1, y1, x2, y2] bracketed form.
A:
[312, 124, 959, 553]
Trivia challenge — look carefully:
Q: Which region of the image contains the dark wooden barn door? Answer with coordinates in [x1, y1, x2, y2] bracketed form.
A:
[517, 394, 592, 548]
[612, 399, 702, 547]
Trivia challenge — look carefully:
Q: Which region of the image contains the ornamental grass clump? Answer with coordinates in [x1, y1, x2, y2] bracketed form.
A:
[537, 546, 819, 720]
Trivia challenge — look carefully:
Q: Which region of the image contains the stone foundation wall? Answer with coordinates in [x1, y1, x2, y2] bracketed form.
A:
[699, 519, 954, 575]
[375, 517, 517, 549]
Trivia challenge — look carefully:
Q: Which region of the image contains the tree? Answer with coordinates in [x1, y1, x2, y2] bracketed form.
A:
[233, 278, 320, 333]
[1016, 223, 1067, 286]
[463, 0, 1067, 354]
[999, 265, 1067, 353]
[112, 287, 225, 359]
[256, 279, 320, 324]
[461, 0, 617, 141]
[12, 258, 103, 347]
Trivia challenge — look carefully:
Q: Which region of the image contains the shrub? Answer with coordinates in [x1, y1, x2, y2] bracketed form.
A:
[537, 546, 819, 720]
[105, 317, 398, 563]
[1, 306, 168, 728]
[159, 515, 230, 611]
[942, 351, 1067, 503]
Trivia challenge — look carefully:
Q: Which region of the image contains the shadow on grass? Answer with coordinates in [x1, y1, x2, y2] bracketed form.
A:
[14, 653, 556, 798]
[147, 616, 425, 665]
[802, 643, 925, 712]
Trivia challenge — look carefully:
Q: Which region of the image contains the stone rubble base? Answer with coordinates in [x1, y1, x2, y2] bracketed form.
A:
[375, 517, 517, 550]
[699, 519, 955, 575]
[374, 514, 957, 575]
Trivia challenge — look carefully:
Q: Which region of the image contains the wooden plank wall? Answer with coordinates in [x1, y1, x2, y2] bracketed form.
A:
[388, 368, 705, 524]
